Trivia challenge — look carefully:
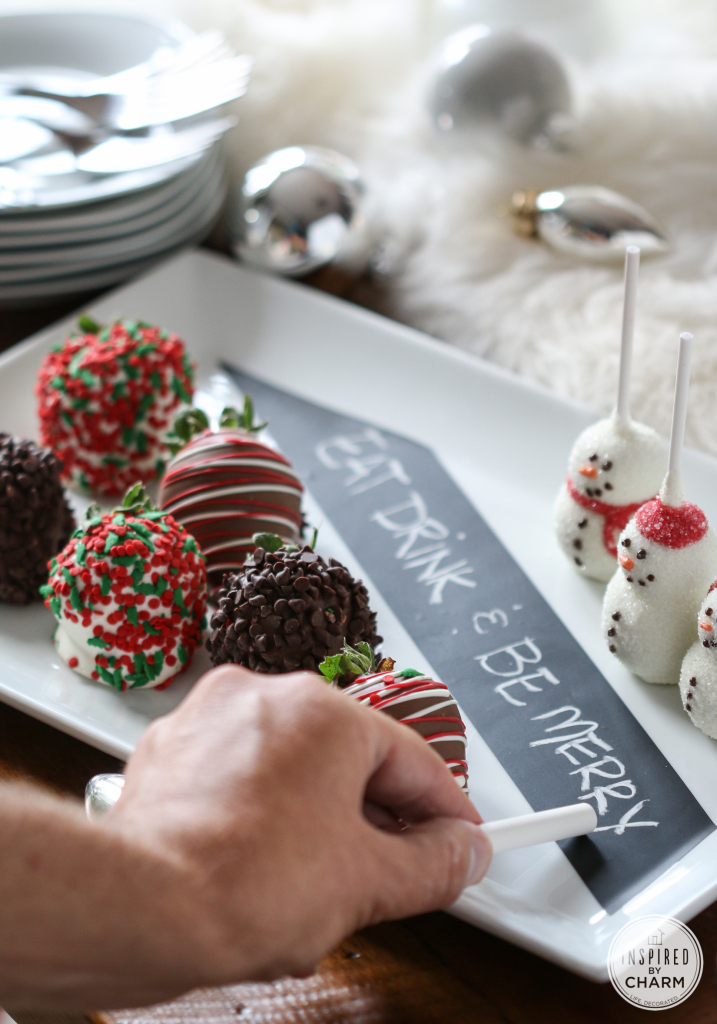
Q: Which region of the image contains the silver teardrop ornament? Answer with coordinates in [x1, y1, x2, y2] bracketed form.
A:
[511, 186, 668, 261]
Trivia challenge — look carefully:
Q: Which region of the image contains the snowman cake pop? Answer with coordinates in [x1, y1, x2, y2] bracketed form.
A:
[602, 333, 717, 684]
[554, 248, 667, 581]
[679, 583, 717, 738]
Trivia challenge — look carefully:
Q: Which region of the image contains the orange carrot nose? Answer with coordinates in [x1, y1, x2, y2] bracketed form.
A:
[701, 622, 713, 632]
[578, 465, 598, 478]
[620, 555, 634, 571]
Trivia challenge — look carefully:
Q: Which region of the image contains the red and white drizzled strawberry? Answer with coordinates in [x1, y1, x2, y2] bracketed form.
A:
[36, 316, 194, 498]
[320, 645, 468, 789]
[159, 401, 303, 589]
[41, 486, 207, 691]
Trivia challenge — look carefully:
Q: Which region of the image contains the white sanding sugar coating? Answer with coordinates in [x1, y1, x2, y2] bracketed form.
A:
[679, 585, 717, 738]
[602, 501, 717, 684]
[554, 416, 667, 582]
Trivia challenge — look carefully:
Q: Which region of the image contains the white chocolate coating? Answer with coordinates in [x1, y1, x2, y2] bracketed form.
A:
[602, 517, 717, 684]
[679, 588, 717, 738]
[555, 416, 667, 582]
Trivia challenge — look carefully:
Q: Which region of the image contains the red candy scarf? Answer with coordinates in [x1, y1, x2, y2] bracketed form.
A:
[567, 477, 646, 558]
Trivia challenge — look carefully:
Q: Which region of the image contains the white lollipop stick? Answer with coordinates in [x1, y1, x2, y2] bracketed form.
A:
[615, 245, 640, 425]
[661, 332, 693, 507]
[479, 803, 598, 854]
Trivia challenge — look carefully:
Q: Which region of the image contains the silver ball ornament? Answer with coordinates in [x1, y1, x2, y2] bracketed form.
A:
[431, 25, 573, 148]
[230, 146, 363, 277]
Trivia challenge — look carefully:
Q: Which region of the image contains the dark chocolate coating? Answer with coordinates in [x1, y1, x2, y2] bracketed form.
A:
[206, 544, 382, 673]
[0, 433, 75, 604]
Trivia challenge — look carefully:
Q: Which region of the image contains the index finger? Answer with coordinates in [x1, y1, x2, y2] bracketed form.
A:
[360, 701, 482, 827]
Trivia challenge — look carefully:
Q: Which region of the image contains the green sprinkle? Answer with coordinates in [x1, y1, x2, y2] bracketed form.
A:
[155, 575, 167, 596]
[70, 587, 83, 611]
[134, 393, 155, 426]
[112, 514, 126, 526]
[178, 645, 188, 665]
[60, 411, 74, 428]
[39, 583, 54, 598]
[398, 668, 424, 679]
[100, 574, 112, 596]
[97, 664, 118, 688]
[173, 587, 187, 614]
[126, 606, 139, 628]
[104, 532, 120, 553]
[49, 596, 61, 616]
[169, 565, 178, 575]
[61, 566, 73, 587]
[171, 376, 191, 403]
[101, 455, 126, 467]
[182, 536, 198, 554]
[78, 369, 95, 387]
[137, 343, 156, 357]
[143, 621, 161, 636]
[111, 556, 137, 567]
[113, 668, 124, 689]
[112, 382, 126, 400]
[76, 542, 87, 567]
[132, 565, 144, 588]
[71, 397, 89, 410]
[78, 314, 102, 334]
[136, 431, 147, 455]
[150, 370, 162, 389]
[51, 375, 66, 391]
[121, 427, 135, 446]
[88, 516, 103, 528]
[88, 636, 111, 650]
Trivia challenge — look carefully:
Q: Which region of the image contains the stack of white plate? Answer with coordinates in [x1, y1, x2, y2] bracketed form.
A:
[0, 12, 230, 308]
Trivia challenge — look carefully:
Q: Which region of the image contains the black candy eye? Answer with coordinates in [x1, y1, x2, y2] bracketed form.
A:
[589, 453, 598, 462]
[647, 574, 655, 581]
[707, 608, 713, 616]
[602, 461, 612, 470]
[636, 549, 647, 559]
[604, 482, 613, 490]
[623, 538, 632, 547]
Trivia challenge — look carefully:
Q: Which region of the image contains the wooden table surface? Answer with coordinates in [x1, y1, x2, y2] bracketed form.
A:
[3, 294, 717, 1024]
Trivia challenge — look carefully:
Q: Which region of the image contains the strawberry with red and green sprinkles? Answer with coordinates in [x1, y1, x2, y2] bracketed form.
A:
[36, 315, 194, 498]
[41, 485, 207, 691]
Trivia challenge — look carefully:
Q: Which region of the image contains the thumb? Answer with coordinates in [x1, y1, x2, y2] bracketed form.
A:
[365, 817, 492, 925]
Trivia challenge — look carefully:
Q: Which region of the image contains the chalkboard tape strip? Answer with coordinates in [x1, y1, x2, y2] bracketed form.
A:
[480, 803, 598, 854]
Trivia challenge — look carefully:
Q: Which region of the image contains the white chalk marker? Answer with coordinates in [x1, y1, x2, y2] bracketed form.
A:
[479, 802, 598, 854]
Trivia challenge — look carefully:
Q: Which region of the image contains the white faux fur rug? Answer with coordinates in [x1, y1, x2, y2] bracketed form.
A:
[8, 0, 717, 454]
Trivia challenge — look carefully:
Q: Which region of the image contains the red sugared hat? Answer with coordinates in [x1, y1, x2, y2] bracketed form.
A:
[635, 498, 709, 550]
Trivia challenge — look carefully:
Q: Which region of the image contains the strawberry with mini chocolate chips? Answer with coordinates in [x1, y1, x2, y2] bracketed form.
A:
[206, 532, 381, 674]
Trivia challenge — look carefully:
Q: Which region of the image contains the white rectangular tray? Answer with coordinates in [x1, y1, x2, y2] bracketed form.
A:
[1, 249, 716, 981]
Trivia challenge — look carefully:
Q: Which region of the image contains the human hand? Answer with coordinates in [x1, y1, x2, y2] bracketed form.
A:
[107, 665, 491, 1000]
